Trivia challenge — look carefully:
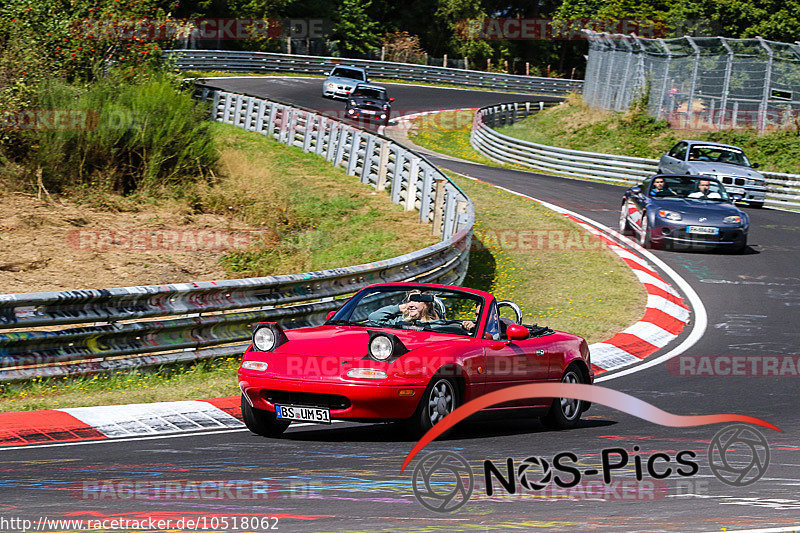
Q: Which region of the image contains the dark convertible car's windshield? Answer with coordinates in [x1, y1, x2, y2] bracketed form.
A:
[328, 287, 484, 337]
[649, 176, 730, 201]
[352, 87, 387, 100]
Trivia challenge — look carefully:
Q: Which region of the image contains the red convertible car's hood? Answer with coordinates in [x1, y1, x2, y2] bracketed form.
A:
[272, 325, 467, 356]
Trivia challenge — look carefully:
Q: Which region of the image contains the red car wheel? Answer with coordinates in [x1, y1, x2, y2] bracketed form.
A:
[241, 394, 290, 437]
[541, 366, 585, 430]
[408, 376, 460, 435]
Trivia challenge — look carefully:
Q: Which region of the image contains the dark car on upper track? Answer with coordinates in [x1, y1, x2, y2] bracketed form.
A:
[619, 174, 749, 252]
[344, 84, 394, 126]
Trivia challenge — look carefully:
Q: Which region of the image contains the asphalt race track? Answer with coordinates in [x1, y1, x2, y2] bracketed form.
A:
[1, 78, 799, 533]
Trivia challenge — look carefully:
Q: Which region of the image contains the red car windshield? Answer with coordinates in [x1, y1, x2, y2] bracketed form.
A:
[328, 287, 484, 337]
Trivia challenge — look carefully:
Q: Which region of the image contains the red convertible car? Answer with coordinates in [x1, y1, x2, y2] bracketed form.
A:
[238, 282, 593, 437]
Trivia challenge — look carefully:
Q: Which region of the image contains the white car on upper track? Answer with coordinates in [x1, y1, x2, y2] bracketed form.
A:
[658, 140, 767, 208]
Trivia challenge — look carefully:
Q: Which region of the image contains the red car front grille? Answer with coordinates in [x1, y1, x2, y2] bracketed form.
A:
[261, 390, 351, 410]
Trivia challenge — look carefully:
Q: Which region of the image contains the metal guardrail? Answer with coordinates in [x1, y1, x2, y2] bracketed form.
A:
[0, 88, 475, 381]
[470, 102, 800, 209]
[164, 49, 584, 96]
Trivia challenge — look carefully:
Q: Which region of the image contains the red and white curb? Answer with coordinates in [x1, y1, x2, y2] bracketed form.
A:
[0, 397, 242, 447]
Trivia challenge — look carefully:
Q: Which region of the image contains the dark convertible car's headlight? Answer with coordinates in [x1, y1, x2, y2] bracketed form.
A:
[723, 215, 742, 224]
[658, 209, 682, 221]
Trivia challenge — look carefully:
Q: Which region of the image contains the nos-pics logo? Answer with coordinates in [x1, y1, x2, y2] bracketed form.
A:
[411, 424, 770, 512]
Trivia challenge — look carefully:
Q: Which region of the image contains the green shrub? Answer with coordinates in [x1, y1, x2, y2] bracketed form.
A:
[29, 72, 217, 194]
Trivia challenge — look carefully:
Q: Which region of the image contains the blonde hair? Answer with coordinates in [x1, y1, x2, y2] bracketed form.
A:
[403, 290, 439, 322]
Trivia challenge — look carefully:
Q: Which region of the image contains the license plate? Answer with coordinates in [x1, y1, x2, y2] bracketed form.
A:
[687, 226, 719, 235]
[275, 404, 331, 424]
[361, 110, 375, 115]
[727, 187, 745, 194]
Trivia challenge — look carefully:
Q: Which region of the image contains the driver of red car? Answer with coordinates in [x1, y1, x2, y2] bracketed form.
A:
[368, 290, 440, 325]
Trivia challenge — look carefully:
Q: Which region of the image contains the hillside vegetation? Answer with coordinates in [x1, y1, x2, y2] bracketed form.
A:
[498, 94, 800, 174]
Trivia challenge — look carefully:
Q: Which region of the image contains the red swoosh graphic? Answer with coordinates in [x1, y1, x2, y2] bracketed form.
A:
[401, 383, 780, 471]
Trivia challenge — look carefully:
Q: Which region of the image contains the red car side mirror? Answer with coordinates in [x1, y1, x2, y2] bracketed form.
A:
[506, 324, 529, 341]
[389, 97, 395, 102]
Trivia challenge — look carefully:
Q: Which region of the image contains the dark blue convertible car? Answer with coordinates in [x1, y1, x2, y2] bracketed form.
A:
[619, 175, 749, 252]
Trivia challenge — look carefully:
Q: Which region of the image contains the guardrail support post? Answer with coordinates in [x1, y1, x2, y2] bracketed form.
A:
[419, 167, 434, 223]
[360, 136, 376, 183]
[255, 100, 267, 133]
[315, 117, 327, 156]
[244, 97, 255, 130]
[390, 149, 406, 203]
[221, 93, 232, 123]
[266, 103, 278, 138]
[432, 179, 446, 236]
[405, 158, 421, 211]
[376, 142, 390, 191]
[302, 112, 314, 152]
[347, 131, 362, 176]
[334, 127, 348, 167]
[325, 122, 339, 161]
[210, 91, 221, 120]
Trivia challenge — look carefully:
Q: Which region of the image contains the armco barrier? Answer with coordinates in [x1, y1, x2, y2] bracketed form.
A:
[0, 87, 474, 381]
[470, 102, 800, 209]
[164, 49, 583, 96]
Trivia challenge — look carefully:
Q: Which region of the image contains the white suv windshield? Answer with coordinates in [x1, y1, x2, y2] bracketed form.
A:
[331, 68, 365, 80]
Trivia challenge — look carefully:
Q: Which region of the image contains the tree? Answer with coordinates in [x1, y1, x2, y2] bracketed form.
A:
[330, 0, 381, 57]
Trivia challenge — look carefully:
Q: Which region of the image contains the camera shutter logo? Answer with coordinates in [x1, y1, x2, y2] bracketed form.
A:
[518, 456, 552, 491]
[708, 424, 770, 486]
[412, 451, 473, 512]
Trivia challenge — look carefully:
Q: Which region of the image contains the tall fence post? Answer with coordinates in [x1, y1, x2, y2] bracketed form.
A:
[718, 38, 734, 129]
[757, 36, 774, 133]
[684, 36, 701, 129]
[656, 39, 672, 120]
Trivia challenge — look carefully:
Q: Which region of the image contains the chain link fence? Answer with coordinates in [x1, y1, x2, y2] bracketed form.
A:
[583, 30, 800, 132]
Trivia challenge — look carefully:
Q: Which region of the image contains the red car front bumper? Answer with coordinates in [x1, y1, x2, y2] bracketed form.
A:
[239, 373, 426, 420]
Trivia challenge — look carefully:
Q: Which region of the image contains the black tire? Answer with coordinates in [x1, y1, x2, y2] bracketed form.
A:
[619, 201, 633, 236]
[638, 212, 652, 249]
[241, 395, 290, 437]
[541, 366, 586, 430]
[407, 376, 459, 436]
[731, 238, 748, 254]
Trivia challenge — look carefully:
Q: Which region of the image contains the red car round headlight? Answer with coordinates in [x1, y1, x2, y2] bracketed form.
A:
[369, 335, 393, 360]
[253, 327, 276, 351]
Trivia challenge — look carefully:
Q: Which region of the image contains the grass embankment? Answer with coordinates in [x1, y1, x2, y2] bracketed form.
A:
[408, 109, 520, 167]
[207, 122, 438, 276]
[498, 94, 800, 174]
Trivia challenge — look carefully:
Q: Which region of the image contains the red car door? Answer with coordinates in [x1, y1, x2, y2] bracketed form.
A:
[480, 302, 551, 408]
